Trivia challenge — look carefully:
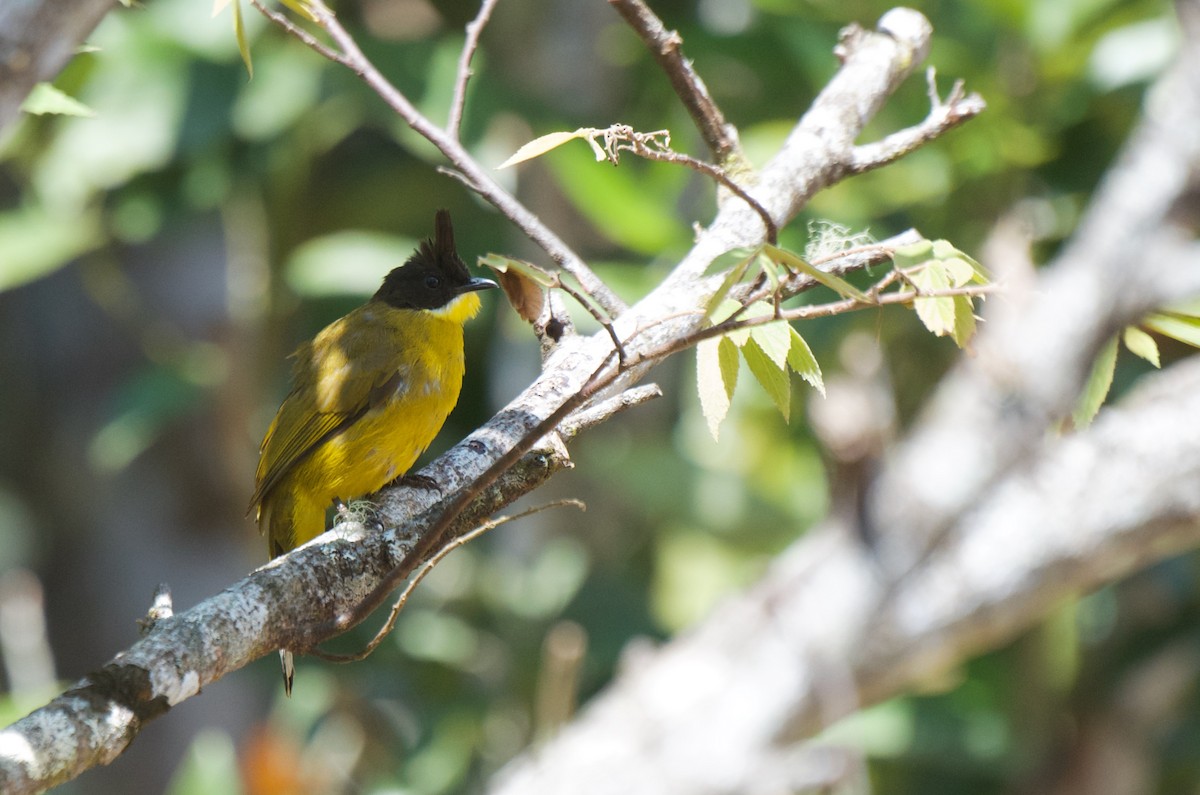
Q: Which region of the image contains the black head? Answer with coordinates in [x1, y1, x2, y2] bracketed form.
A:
[372, 210, 497, 310]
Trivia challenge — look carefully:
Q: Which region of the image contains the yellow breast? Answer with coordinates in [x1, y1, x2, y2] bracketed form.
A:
[257, 291, 483, 553]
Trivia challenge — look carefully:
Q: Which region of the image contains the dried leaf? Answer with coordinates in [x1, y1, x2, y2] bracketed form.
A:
[479, 254, 552, 323]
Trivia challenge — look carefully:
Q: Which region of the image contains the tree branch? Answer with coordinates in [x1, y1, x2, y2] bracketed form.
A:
[607, 0, 738, 162]
[484, 27, 1200, 791]
[448, 0, 501, 140]
[0, 7, 982, 790]
[489, 359, 1200, 795]
[847, 69, 986, 174]
[251, 0, 628, 318]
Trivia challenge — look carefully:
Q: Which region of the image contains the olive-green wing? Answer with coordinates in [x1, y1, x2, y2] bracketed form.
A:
[248, 314, 407, 511]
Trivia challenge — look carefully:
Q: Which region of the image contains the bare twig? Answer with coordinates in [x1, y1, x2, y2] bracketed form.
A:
[848, 68, 986, 174]
[560, 384, 663, 439]
[549, 270, 628, 364]
[252, 0, 627, 318]
[624, 136, 778, 244]
[448, 0, 502, 139]
[607, 0, 737, 162]
[579, 124, 776, 243]
[247, 0, 345, 66]
[311, 499, 586, 663]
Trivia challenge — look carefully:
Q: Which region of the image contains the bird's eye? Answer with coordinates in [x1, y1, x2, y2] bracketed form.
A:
[424, 274, 442, 290]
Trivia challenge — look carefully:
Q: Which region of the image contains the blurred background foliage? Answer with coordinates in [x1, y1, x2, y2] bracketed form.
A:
[0, 0, 1192, 792]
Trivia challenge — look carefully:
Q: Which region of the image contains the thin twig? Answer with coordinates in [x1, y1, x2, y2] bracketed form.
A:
[643, 283, 996, 368]
[847, 67, 985, 174]
[637, 148, 777, 244]
[559, 384, 663, 439]
[311, 499, 586, 663]
[248, 0, 346, 66]
[253, 0, 627, 318]
[607, 0, 736, 162]
[551, 272, 627, 364]
[585, 124, 776, 244]
[448, 0, 502, 139]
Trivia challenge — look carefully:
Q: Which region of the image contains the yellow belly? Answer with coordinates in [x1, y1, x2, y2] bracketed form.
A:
[269, 382, 458, 551]
[257, 297, 478, 556]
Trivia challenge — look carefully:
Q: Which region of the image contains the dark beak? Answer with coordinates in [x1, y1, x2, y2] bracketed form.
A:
[461, 277, 499, 294]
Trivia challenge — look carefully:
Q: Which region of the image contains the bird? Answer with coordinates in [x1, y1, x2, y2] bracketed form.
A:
[248, 209, 497, 694]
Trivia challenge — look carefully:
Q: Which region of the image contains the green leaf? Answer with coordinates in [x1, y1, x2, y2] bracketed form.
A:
[696, 336, 740, 440]
[931, 239, 990, 283]
[757, 252, 783, 292]
[1073, 336, 1119, 428]
[911, 260, 956, 337]
[742, 337, 790, 420]
[1122, 326, 1160, 367]
[498, 130, 587, 169]
[703, 248, 757, 318]
[892, 239, 935, 270]
[787, 327, 824, 396]
[707, 298, 752, 346]
[707, 297, 741, 324]
[1143, 312, 1200, 348]
[232, 0, 253, 78]
[762, 243, 870, 302]
[951, 294, 978, 348]
[943, 257, 975, 288]
[749, 319, 791, 370]
[727, 301, 777, 347]
[21, 84, 95, 117]
[703, 246, 760, 276]
[278, 0, 319, 21]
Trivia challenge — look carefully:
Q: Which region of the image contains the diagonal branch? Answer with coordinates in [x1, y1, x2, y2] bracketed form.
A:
[607, 0, 738, 162]
[488, 359, 1200, 795]
[448, 0, 502, 139]
[0, 8, 984, 791]
[251, 0, 628, 318]
[848, 68, 986, 174]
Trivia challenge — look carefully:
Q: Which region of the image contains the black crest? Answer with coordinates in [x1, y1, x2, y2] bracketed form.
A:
[373, 210, 495, 310]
